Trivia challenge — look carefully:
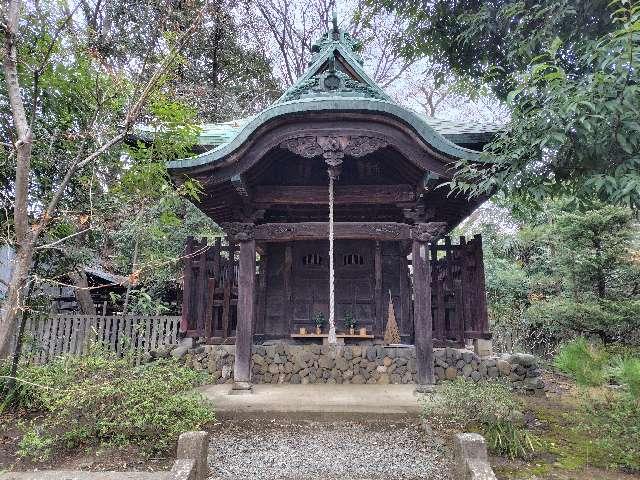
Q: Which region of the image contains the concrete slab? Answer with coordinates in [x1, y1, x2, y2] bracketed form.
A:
[0, 472, 167, 480]
[198, 384, 426, 420]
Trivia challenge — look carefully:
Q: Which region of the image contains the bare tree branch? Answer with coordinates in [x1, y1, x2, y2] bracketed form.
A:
[35, 227, 92, 251]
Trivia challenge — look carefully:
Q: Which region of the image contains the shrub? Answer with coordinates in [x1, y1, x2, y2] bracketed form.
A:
[610, 356, 640, 400]
[422, 378, 536, 459]
[554, 337, 609, 386]
[523, 298, 640, 355]
[3, 352, 215, 460]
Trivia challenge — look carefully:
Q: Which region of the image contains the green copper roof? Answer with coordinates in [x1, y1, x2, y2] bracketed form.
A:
[167, 97, 490, 170]
[164, 16, 500, 172]
[137, 114, 500, 150]
[276, 15, 392, 104]
[136, 119, 251, 147]
[181, 115, 500, 148]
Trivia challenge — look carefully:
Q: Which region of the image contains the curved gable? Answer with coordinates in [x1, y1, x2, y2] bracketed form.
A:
[167, 97, 481, 174]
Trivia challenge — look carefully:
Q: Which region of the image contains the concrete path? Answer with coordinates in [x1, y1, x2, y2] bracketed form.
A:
[0, 472, 166, 480]
[198, 384, 424, 419]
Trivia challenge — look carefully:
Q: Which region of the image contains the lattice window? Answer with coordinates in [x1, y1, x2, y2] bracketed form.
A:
[357, 160, 380, 178]
[302, 253, 323, 266]
[343, 253, 364, 266]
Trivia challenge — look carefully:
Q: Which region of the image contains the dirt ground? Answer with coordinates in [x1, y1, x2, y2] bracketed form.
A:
[0, 413, 173, 473]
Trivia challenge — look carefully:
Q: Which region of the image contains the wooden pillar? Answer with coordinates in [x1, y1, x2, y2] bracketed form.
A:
[412, 238, 434, 391]
[232, 237, 255, 393]
[180, 237, 194, 333]
[196, 238, 208, 335]
[255, 250, 267, 339]
[283, 243, 293, 332]
[374, 241, 383, 335]
[472, 234, 490, 335]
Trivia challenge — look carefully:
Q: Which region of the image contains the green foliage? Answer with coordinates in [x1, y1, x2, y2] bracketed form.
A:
[453, 1, 640, 208]
[553, 205, 635, 298]
[611, 356, 640, 399]
[578, 393, 640, 471]
[524, 298, 640, 355]
[483, 420, 537, 461]
[1, 352, 214, 460]
[313, 312, 325, 327]
[466, 200, 640, 355]
[376, 0, 614, 99]
[381, 0, 640, 207]
[554, 338, 610, 386]
[422, 378, 536, 459]
[343, 311, 356, 329]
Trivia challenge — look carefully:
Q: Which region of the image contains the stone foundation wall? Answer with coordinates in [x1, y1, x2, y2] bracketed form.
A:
[177, 344, 544, 394]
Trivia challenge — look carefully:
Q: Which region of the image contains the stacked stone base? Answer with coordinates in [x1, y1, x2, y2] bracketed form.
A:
[179, 344, 544, 395]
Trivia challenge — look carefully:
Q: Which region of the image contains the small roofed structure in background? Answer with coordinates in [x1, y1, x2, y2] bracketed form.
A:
[1, 245, 129, 315]
[159, 15, 497, 393]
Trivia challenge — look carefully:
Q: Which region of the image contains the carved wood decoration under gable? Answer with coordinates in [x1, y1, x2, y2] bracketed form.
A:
[400, 203, 436, 223]
[280, 135, 387, 167]
[221, 222, 256, 242]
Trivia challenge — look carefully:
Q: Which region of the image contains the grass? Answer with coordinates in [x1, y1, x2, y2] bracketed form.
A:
[495, 357, 639, 478]
[494, 390, 639, 479]
[422, 378, 537, 459]
[494, 339, 640, 479]
[554, 337, 609, 386]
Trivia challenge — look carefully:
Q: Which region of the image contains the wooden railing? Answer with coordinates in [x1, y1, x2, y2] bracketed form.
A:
[12, 314, 181, 364]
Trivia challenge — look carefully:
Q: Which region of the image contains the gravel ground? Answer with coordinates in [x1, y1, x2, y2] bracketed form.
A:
[207, 419, 452, 480]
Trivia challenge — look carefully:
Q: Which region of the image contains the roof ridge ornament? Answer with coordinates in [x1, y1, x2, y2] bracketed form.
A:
[309, 13, 363, 67]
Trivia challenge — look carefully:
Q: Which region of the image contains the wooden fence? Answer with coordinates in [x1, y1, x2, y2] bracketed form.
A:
[12, 315, 181, 364]
[429, 234, 490, 346]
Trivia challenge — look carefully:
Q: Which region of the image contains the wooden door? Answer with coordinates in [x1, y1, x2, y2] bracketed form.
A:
[291, 240, 375, 333]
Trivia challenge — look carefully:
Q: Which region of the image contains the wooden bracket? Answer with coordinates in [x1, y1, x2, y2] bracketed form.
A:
[231, 174, 250, 199]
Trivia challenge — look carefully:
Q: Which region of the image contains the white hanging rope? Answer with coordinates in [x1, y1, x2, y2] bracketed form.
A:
[328, 172, 337, 344]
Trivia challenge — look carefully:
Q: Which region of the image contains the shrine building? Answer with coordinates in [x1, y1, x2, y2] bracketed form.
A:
[164, 18, 498, 393]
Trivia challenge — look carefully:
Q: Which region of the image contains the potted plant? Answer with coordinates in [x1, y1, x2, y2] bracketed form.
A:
[313, 312, 325, 335]
[343, 311, 357, 335]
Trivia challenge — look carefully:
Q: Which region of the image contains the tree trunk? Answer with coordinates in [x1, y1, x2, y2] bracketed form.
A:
[3, 265, 38, 393]
[68, 268, 97, 315]
[0, 240, 35, 359]
[121, 235, 140, 315]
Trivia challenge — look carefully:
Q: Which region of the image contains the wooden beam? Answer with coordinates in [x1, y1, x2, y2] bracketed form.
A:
[230, 222, 448, 242]
[413, 239, 434, 389]
[253, 184, 415, 205]
[233, 238, 255, 392]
